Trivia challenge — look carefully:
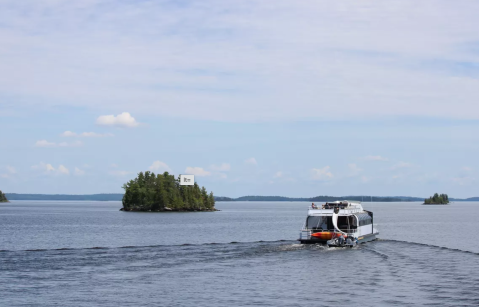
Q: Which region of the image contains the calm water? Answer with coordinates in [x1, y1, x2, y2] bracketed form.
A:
[1, 201, 479, 306]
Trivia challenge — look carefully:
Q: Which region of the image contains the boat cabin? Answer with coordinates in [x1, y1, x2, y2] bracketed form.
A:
[299, 200, 379, 245]
[306, 213, 372, 234]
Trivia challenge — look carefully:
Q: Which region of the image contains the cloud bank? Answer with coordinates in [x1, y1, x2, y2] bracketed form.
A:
[2, 1, 479, 121]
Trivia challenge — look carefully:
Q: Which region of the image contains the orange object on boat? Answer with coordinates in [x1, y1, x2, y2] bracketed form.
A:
[311, 232, 334, 240]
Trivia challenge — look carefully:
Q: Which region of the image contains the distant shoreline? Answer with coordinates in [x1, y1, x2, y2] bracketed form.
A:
[4, 193, 479, 202]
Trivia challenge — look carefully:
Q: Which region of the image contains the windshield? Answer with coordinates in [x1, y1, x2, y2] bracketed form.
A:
[307, 216, 330, 230]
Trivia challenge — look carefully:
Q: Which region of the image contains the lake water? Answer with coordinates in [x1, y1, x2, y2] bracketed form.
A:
[1, 201, 479, 306]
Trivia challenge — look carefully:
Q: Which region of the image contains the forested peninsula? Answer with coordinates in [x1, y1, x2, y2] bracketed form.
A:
[424, 193, 449, 205]
[0, 190, 8, 202]
[121, 171, 216, 212]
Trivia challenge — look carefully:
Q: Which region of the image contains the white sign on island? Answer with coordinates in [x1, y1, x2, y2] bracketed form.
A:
[179, 174, 194, 186]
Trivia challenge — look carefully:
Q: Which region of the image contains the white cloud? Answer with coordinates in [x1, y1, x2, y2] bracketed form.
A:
[311, 166, 333, 180]
[362, 155, 389, 161]
[31, 162, 57, 174]
[31, 163, 70, 175]
[81, 132, 114, 137]
[57, 165, 70, 175]
[210, 163, 231, 171]
[390, 161, 413, 170]
[61, 131, 77, 137]
[110, 163, 118, 168]
[74, 167, 85, 176]
[62, 131, 114, 137]
[462, 167, 473, 172]
[149, 161, 171, 173]
[35, 140, 56, 147]
[96, 112, 140, 128]
[274, 171, 283, 178]
[61, 141, 83, 147]
[244, 158, 257, 165]
[35, 140, 83, 147]
[185, 167, 211, 177]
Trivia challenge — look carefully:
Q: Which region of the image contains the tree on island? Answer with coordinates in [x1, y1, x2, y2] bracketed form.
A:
[121, 171, 215, 211]
[0, 190, 8, 202]
[424, 193, 449, 205]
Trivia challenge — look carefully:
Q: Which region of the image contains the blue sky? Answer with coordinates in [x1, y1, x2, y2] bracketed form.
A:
[1, 0, 478, 197]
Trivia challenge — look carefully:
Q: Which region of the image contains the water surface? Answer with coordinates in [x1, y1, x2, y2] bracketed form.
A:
[1, 201, 478, 306]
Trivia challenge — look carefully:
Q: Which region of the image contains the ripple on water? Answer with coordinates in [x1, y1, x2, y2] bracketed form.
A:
[1, 240, 478, 306]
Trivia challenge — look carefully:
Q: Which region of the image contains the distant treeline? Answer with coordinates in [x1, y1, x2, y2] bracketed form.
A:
[5, 193, 124, 201]
[122, 171, 215, 212]
[215, 195, 425, 202]
[0, 190, 8, 202]
[4, 193, 479, 202]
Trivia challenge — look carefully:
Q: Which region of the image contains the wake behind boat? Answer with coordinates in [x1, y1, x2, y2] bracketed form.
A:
[299, 200, 379, 247]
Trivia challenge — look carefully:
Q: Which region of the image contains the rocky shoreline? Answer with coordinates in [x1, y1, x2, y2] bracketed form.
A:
[120, 207, 219, 212]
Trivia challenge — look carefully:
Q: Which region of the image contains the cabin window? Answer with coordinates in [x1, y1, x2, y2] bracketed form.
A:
[356, 213, 372, 226]
[337, 216, 355, 231]
[306, 216, 330, 230]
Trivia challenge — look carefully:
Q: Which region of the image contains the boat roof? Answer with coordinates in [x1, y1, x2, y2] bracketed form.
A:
[307, 200, 365, 215]
[325, 200, 362, 205]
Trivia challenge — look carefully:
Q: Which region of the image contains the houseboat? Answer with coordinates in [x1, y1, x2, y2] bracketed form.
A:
[299, 200, 379, 247]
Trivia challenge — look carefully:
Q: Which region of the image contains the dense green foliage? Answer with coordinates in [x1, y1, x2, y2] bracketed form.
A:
[121, 171, 215, 211]
[424, 193, 449, 204]
[0, 190, 8, 202]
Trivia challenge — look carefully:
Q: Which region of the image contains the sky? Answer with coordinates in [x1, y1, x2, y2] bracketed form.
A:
[1, 0, 478, 198]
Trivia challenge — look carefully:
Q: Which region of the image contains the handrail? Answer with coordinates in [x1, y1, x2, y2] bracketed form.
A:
[302, 228, 358, 233]
[308, 205, 362, 210]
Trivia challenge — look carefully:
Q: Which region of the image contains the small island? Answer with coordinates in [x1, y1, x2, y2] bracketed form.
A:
[424, 193, 449, 205]
[0, 190, 8, 202]
[121, 171, 216, 212]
